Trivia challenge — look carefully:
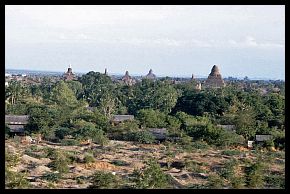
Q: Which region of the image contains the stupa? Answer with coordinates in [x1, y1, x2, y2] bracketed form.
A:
[204, 65, 225, 88]
[122, 71, 135, 86]
[145, 69, 156, 79]
[63, 64, 75, 81]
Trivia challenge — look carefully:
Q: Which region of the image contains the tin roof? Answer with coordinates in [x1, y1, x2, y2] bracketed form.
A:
[255, 135, 273, 142]
[5, 115, 29, 124]
[112, 115, 134, 122]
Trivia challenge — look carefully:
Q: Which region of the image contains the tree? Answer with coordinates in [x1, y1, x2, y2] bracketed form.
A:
[50, 80, 78, 107]
[234, 106, 257, 140]
[128, 80, 179, 114]
[79, 71, 115, 107]
[73, 120, 108, 146]
[136, 109, 167, 128]
[132, 159, 171, 189]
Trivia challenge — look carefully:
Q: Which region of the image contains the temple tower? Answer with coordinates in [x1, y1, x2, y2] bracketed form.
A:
[204, 65, 225, 88]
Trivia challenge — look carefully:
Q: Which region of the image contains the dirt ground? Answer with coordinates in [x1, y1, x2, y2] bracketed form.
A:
[5, 139, 285, 189]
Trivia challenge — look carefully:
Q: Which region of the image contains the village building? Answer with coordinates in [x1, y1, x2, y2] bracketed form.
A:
[5, 115, 29, 136]
[111, 115, 134, 124]
[204, 65, 225, 88]
[63, 64, 75, 81]
[145, 69, 156, 80]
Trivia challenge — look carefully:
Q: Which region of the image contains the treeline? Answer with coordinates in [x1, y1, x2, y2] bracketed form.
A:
[5, 72, 285, 149]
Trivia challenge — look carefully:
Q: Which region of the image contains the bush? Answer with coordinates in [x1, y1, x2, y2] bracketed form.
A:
[5, 167, 30, 189]
[83, 154, 95, 164]
[218, 159, 238, 180]
[125, 130, 155, 144]
[245, 161, 265, 188]
[41, 172, 62, 183]
[230, 176, 245, 189]
[264, 174, 285, 189]
[111, 160, 130, 166]
[192, 140, 210, 150]
[60, 139, 80, 146]
[206, 173, 224, 189]
[132, 159, 172, 189]
[89, 171, 119, 189]
[221, 150, 241, 156]
[47, 151, 69, 174]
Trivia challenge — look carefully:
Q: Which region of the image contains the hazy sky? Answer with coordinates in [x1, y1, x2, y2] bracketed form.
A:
[5, 5, 285, 79]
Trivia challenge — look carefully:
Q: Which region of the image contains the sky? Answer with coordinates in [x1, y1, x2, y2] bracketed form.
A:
[5, 5, 285, 79]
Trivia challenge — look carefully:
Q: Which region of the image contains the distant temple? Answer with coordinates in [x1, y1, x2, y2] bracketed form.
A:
[191, 74, 195, 80]
[122, 71, 135, 86]
[145, 69, 156, 80]
[63, 64, 75, 81]
[204, 65, 225, 88]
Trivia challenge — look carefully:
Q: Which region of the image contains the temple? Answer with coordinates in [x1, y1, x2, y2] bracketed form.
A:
[145, 69, 156, 80]
[204, 65, 225, 88]
[122, 71, 135, 86]
[63, 64, 75, 81]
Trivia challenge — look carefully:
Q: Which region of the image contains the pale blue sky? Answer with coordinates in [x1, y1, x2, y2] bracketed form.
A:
[5, 5, 285, 79]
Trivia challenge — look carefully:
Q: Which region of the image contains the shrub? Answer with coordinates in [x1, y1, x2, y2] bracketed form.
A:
[206, 173, 224, 189]
[111, 160, 130, 166]
[47, 151, 69, 174]
[83, 154, 95, 164]
[230, 176, 245, 189]
[89, 171, 119, 189]
[5, 167, 30, 189]
[125, 130, 155, 144]
[245, 161, 265, 188]
[132, 159, 172, 189]
[41, 172, 62, 183]
[60, 139, 80, 146]
[221, 150, 241, 156]
[264, 174, 285, 189]
[192, 140, 210, 150]
[218, 159, 238, 180]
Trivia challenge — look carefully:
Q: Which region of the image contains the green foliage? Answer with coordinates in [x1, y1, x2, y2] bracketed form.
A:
[51, 80, 78, 107]
[5, 151, 30, 189]
[264, 174, 285, 189]
[47, 151, 69, 174]
[245, 161, 265, 188]
[191, 140, 210, 150]
[206, 173, 224, 189]
[218, 159, 238, 180]
[221, 150, 241, 156]
[5, 167, 30, 189]
[60, 139, 80, 146]
[132, 159, 172, 189]
[111, 160, 130, 166]
[137, 109, 167, 128]
[89, 171, 119, 189]
[83, 154, 95, 163]
[73, 120, 108, 146]
[41, 172, 62, 183]
[125, 130, 156, 144]
[128, 79, 179, 115]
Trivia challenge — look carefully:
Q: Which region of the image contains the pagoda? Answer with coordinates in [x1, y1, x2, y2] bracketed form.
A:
[122, 71, 135, 86]
[63, 64, 75, 81]
[145, 69, 156, 80]
[204, 65, 225, 88]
